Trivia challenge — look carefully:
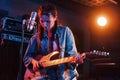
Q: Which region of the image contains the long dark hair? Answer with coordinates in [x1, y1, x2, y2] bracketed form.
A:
[37, 4, 58, 40]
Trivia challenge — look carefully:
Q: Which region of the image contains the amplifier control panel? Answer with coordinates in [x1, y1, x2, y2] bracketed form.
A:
[1, 33, 31, 43]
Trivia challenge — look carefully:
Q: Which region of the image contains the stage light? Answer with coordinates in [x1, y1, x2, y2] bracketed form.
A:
[97, 16, 107, 27]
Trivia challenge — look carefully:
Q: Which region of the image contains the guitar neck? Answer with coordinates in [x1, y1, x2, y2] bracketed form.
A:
[39, 50, 109, 68]
[41, 56, 76, 68]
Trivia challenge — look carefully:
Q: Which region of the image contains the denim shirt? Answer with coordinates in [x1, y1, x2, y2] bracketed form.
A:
[23, 26, 79, 80]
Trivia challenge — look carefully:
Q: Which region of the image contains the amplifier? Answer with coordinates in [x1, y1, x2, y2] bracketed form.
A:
[0, 17, 34, 43]
[0, 17, 34, 34]
[1, 33, 30, 43]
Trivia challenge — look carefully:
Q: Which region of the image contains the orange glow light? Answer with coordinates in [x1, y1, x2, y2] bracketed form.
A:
[97, 16, 107, 27]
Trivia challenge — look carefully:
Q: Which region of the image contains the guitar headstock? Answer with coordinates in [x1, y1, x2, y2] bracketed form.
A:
[90, 50, 110, 56]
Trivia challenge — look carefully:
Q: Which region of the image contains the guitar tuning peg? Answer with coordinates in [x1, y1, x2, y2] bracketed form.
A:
[96, 50, 100, 55]
[102, 52, 106, 56]
[93, 50, 96, 53]
[93, 50, 96, 52]
[106, 52, 109, 56]
[101, 51, 104, 56]
[103, 52, 109, 56]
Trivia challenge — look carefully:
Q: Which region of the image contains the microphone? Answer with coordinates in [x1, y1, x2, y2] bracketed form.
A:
[27, 11, 37, 32]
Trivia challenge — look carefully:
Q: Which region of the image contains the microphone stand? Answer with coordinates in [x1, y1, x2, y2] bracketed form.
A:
[17, 19, 26, 80]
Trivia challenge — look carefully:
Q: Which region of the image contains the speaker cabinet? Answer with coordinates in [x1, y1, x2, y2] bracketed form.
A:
[0, 40, 27, 80]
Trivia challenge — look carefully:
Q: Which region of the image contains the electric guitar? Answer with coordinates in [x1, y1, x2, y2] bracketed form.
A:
[24, 50, 109, 80]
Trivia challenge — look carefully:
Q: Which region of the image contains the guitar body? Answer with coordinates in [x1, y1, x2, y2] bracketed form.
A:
[24, 69, 34, 80]
[24, 51, 60, 80]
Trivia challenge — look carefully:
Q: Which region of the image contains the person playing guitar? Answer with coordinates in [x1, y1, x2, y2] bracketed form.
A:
[23, 4, 84, 80]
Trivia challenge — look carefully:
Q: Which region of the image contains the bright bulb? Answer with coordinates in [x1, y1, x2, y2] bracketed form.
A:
[97, 16, 107, 26]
